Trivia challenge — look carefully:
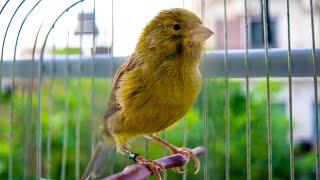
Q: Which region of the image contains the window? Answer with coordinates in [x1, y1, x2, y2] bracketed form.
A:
[250, 18, 277, 48]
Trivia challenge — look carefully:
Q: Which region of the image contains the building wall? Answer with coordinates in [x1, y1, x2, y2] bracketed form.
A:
[192, 0, 320, 142]
[193, 0, 320, 50]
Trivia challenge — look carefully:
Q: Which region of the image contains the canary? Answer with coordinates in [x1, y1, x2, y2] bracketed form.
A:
[82, 8, 213, 180]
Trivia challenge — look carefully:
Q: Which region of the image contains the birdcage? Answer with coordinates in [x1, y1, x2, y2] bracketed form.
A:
[0, 0, 319, 179]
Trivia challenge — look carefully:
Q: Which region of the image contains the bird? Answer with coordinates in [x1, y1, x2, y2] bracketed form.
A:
[81, 8, 213, 180]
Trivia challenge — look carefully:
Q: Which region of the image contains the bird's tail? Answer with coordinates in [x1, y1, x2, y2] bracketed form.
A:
[81, 141, 115, 180]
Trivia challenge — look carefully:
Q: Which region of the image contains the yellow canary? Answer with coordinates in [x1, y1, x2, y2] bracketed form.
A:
[82, 8, 213, 180]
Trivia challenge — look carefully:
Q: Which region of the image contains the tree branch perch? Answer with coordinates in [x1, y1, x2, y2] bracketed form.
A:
[103, 146, 205, 180]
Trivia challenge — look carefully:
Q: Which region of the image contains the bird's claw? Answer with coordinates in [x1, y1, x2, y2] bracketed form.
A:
[171, 147, 200, 174]
[173, 166, 188, 174]
[135, 155, 165, 180]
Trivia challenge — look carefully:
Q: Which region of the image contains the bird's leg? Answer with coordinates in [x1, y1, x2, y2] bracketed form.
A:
[123, 148, 165, 180]
[147, 134, 200, 174]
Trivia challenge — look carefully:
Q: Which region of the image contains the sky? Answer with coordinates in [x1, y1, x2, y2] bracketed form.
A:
[0, 0, 193, 59]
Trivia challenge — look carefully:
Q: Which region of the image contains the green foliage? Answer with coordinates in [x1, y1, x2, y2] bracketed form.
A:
[52, 47, 81, 55]
[0, 78, 316, 179]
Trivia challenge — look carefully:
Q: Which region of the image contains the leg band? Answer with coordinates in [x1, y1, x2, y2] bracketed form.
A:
[129, 152, 140, 162]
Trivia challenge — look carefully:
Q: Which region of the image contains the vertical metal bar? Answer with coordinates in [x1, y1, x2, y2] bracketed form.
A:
[286, 0, 294, 179]
[145, 139, 149, 159]
[9, 18, 16, 180]
[223, 0, 230, 179]
[91, 0, 97, 155]
[110, 0, 115, 174]
[25, 47, 34, 180]
[182, 116, 187, 180]
[0, 2, 26, 179]
[37, 22, 45, 180]
[29, 24, 43, 180]
[309, 0, 319, 179]
[9, 34, 15, 180]
[261, 0, 272, 179]
[76, 9, 84, 180]
[47, 35, 55, 179]
[182, 1, 188, 179]
[111, 0, 114, 58]
[61, 29, 70, 180]
[244, 0, 251, 179]
[38, 2, 85, 178]
[0, 0, 12, 102]
[15, 2, 43, 179]
[24, 27, 35, 180]
[162, 130, 167, 180]
[200, 0, 209, 180]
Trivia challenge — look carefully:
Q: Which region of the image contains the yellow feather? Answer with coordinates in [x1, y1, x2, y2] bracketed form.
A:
[82, 8, 213, 179]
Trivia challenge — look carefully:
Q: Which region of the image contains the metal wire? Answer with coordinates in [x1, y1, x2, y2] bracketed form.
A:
[91, 0, 97, 155]
[60, 28, 70, 180]
[110, 0, 115, 175]
[309, 0, 319, 179]
[47, 34, 55, 179]
[145, 138, 149, 159]
[9, 1, 42, 179]
[244, 0, 251, 179]
[0, 1, 27, 179]
[261, 0, 272, 179]
[223, 0, 230, 179]
[286, 0, 294, 179]
[9, 28, 16, 180]
[0, 0, 11, 99]
[0, 0, 10, 15]
[75, 9, 84, 180]
[162, 130, 167, 180]
[37, 22, 45, 180]
[182, 116, 187, 180]
[181, 3, 187, 180]
[38, 2, 85, 179]
[200, 0, 209, 179]
[111, 0, 114, 59]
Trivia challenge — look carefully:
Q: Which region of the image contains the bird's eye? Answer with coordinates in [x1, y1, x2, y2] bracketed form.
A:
[172, 24, 181, 31]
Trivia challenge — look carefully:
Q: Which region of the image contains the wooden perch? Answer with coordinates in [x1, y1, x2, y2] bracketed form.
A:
[103, 147, 205, 180]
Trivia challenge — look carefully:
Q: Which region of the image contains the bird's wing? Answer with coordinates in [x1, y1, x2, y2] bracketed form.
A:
[104, 53, 143, 119]
[82, 54, 143, 180]
[82, 56, 142, 180]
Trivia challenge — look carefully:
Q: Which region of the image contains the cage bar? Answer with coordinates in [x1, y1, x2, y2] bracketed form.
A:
[1, 1, 27, 179]
[201, 0, 209, 180]
[309, 0, 319, 179]
[286, 0, 294, 179]
[47, 36, 55, 179]
[261, 0, 272, 179]
[244, 0, 251, 179]
[60, 29, 70, 180]
[91, 0, 97, 156]
[75, 8, 84, 180]
[223, 0, 230, 179]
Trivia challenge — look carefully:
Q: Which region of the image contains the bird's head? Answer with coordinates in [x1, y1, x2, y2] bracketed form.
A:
[136, 8, 213, 64]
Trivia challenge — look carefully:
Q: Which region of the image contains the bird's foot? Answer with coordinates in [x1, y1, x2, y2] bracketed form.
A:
[170, 147, 200, 174]
[124, 148, 165, 180]
[146, 134, 200, 174]
[135, 155, 165, 180]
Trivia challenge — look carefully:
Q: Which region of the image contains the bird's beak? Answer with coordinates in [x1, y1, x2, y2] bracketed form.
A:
[191, 25, 214, 43]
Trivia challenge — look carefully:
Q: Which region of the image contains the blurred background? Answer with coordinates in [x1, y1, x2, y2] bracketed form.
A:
[0, 0, 319, 179]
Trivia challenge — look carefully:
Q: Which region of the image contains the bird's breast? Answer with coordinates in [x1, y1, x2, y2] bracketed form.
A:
[119, 65, 202, 136]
